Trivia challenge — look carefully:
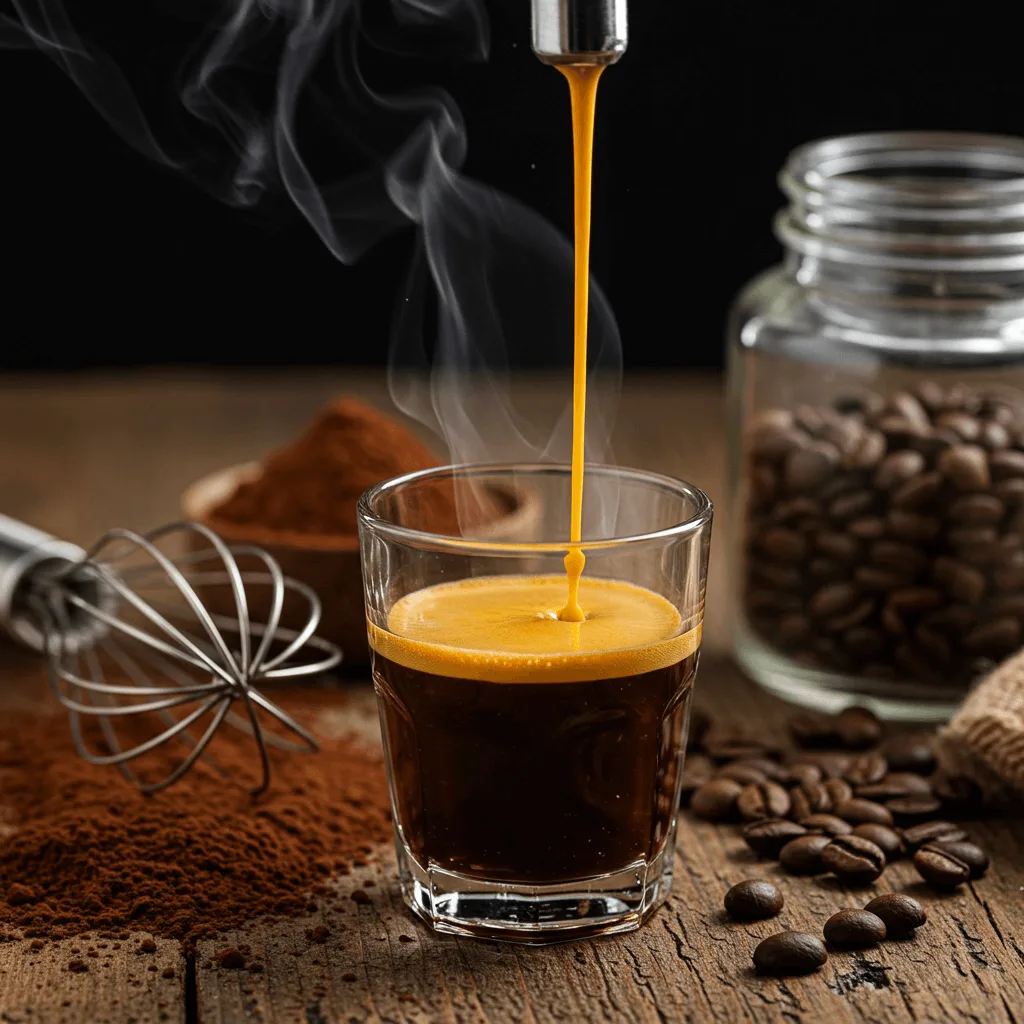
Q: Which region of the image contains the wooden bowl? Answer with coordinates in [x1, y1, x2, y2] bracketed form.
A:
[181, 463, 541, 671]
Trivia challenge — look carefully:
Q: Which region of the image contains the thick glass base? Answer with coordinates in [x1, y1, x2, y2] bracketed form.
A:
[735, 623, 964, 722]
[396, 841, 674, 944]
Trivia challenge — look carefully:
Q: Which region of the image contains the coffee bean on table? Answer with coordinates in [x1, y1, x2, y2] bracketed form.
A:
[886, 795, 943, 823]
[824, 778, 854, 805]
[901, 820, 970, 851]
[737, 781, 792, 821]
[851, 823, 905, 861]
[914, 845, 972, 888]
[821, 835, 886, 884]
[833, 798, 894, 826]
[823, 909, 887, 949]
[794, 752, 853, 779]
[863, 894, 927, 937]
[717, 763, 770, 786]
[926, 840, 989, 879]
[743, 819, 808, 859]
[779, 834, 832, 875]
[937, 444, 990, 491]
[856, 772, 932, 801]
[932, 775, 982, 817]
[753, 932, 829, 976]
[836, 707, 882, 749]
[800, 813, 853, 838]
[782, 762, 824, 788]
[690, 779, 742, 821]
[879, 733, 937, 774]
[724, 880, 784, 921]
[845, 752, 888, 786]
[789, 781, 831, 820]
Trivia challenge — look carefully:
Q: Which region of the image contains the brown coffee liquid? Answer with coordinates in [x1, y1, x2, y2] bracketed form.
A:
[368, 575, 702, 883]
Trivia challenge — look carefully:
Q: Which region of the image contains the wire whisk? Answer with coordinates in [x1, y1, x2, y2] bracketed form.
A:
[0, 515, 342, 794]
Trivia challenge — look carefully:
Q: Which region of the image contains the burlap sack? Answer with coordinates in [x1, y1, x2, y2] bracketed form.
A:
[937, 648, 1024, 804]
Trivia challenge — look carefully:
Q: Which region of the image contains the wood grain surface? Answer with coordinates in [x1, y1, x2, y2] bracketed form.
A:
[1, 371, 1022, 1024]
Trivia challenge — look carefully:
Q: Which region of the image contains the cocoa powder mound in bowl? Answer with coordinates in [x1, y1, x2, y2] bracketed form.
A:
[182, 397, 538, 668]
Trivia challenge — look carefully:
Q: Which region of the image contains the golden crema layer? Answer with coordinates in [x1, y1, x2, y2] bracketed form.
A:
[367, 574, 701, 683]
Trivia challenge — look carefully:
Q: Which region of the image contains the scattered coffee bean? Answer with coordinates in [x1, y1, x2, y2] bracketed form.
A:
[836, 707, 882, 750]
[724, 880, 784, 921]
[886, 795, 942, 823]
[901, 820, 970, 851]
[937, 444, 990, 491]
[833, 798, 894, 826]
[793, 752, 852, 779]
[914, 845, 971, 888]
[850, 823, 904, 861]
[779, 834, 832, 875]
[845, 752, 888, 786]
[926, 840, 989, 879]
[821, 835, 886, 884]
[856, 773, 932, 801]
[742, 819, 808, 859]
[824, 778, 854, 805]
[800, 814, 853, 838]
[717, 763, 770, 786]
[789, 781, 831, 820]
[737, 781, 792, 822]
[864, 894, 927, 937]
[931, 775, 982, 818]
[823, 909, 887, 949]
[782, 763, 824, 788]
[690, 779, 742, 821]
[752, 932, 828, 976]
[877, 734, 936, 775]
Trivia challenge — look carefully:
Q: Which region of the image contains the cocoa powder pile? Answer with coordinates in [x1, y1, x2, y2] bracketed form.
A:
[209, 396, 463, 538]
[0, 678, 391, 950]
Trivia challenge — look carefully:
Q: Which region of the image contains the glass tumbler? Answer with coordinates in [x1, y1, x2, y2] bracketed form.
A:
[357, 463, 712, 943]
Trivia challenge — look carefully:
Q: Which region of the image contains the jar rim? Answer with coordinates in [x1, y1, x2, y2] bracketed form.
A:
[776, 132, 1024, 274]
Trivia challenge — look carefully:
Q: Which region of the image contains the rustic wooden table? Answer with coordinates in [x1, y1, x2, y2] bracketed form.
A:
[0, 371, 1021, 1024]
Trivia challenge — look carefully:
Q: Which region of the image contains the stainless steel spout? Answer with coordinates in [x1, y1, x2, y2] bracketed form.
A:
[531, 0, 627, 66]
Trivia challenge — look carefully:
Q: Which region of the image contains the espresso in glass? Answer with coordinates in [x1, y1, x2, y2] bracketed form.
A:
[368, 574, 702, 887]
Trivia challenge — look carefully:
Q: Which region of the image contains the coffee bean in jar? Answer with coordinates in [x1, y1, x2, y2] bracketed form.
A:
[726, 133, 1024, 720]
[737, 384, 1024, 713]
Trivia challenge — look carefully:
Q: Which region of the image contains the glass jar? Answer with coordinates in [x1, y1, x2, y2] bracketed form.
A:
[727, 132, 1024, 721]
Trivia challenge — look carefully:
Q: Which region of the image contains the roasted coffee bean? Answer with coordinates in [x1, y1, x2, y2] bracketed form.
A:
[829, 490, 876, 520]
[843, 626, 887, 658]
[856, 772, 933, 801]
[932, 775, 982, 817]
[753, 932, 828, 976]
[789, 781, 831, 820]
[887, 509, 943, 542]
[823, 909, 887, 949]
[690, 779, 742, 821]
[931, 557, 987, 605]
[781, 762, 824, 788]
[704, 731, 782, 763]
[737, 781, 792, 821]
[871, 540, 929, 577]
[833, 798, 894, 826]
[824, 777, 854, 805]
[779, 834, 832, 875]
[854, 566, 914, 591]
[734, 757, 787, 781]
[835, 706, 882, 749]
[990, 449, 1024, 479]
[823, 598, 876, 632]
[800, 813, 853, 837]
[981, 421, 1011, 451]
[716, 763, 770, 786]
[875, 450, 925, 491]
[778, 614, 813, 648]
[935, 410, 981, 442]
[785, 442, 840, 491]
[902, 820, 970, 851]
[758, 526, 808, 563]
[937, 444, 991, 491]
[816, 532, 861, 561]
[848, 516, 886, 539]
[845, 753, 888, 786]
[724, 879, 784, 921]
[809, 583, 859, 620]
[890, 392, 931, 428]
[679, 765, 713, 807]
[793, 752, 853, 778]
[948, 493, 1005, 525]
[914, 845, 971, 888]
[926, 840, 989, 879]
[787, 712, 839, 749]
[891, 472, 942, 510]
[846, 429, 887, 470]
[886, 795, 942, 823]
[864, 894, 926, 937]
[995, 477, 1024, 505]
[743, 818, 809, 859]
[821, 835, 886, 883]
[888, 587, 944, 613]
[851, 823, 905, 861]
[962, 617, 1021, 656]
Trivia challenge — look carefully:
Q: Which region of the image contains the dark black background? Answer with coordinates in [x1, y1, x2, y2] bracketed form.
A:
[2, 1, 1022, 371]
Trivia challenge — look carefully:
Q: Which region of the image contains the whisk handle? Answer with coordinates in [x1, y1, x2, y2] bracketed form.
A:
[0, 514, 92, 652]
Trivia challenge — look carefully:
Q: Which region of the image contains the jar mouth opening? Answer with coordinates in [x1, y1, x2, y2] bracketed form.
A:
[777, 132, 1024, 273]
